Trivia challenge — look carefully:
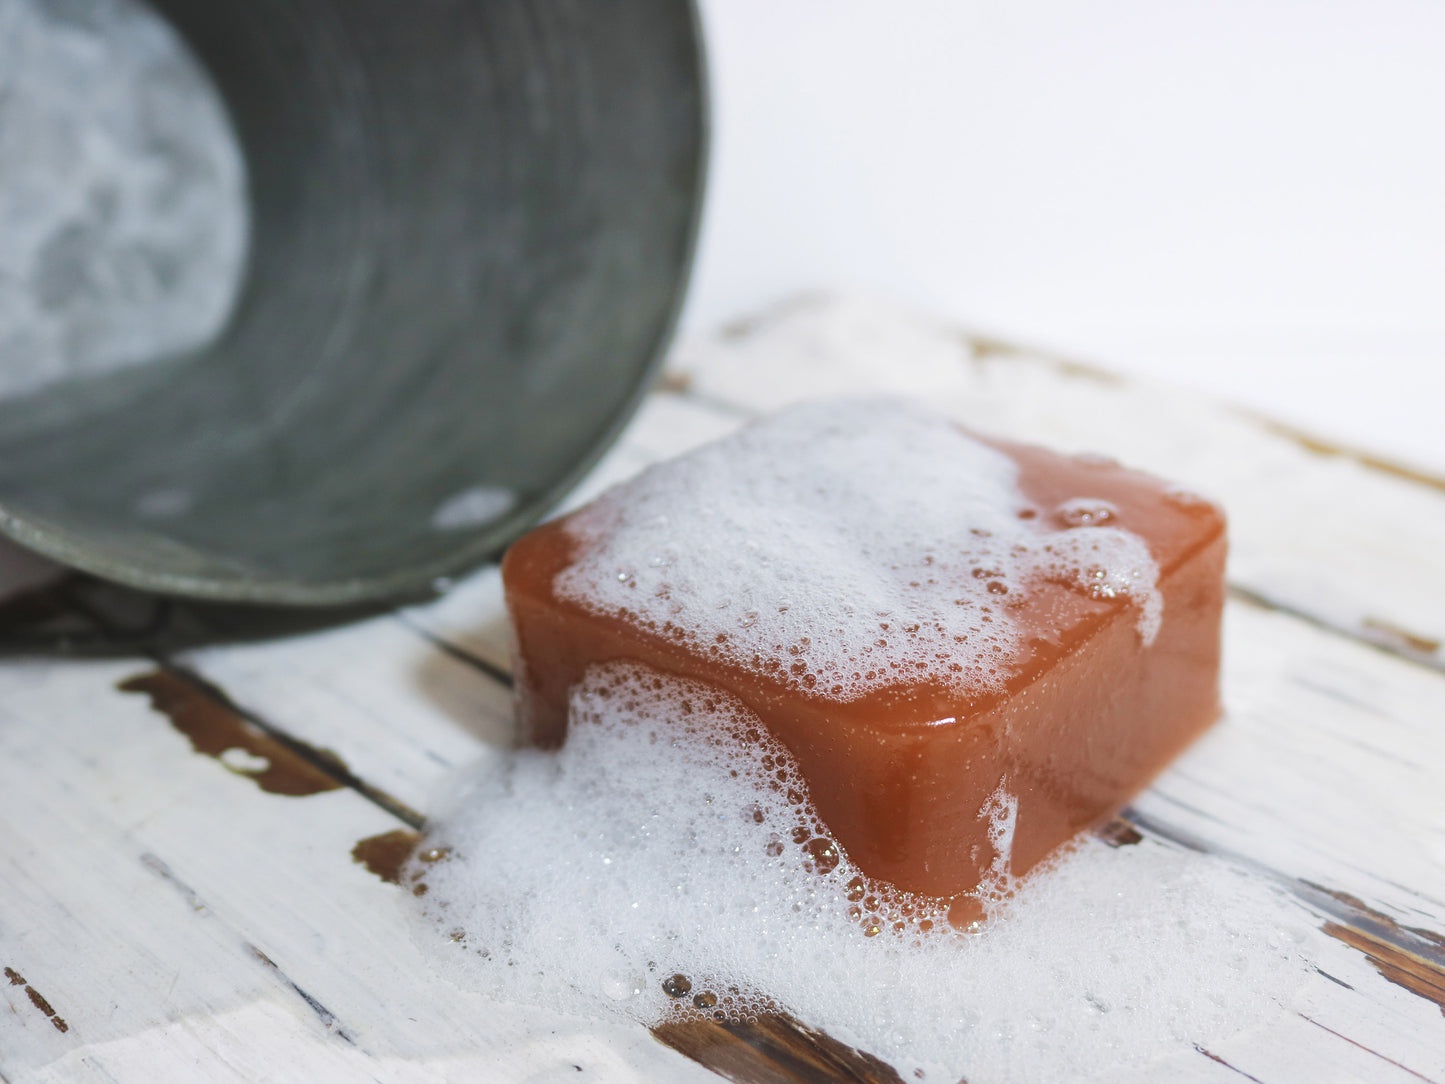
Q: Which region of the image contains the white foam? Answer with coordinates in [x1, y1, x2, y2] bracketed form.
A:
[431, 485, 517, 531]
[1034, 525, 1164, 645]
[554, 399, 1163, 706]
[0, 0, 247, 398]
[980, 781, 1019, 887]
[408, 663, 1307, 1081]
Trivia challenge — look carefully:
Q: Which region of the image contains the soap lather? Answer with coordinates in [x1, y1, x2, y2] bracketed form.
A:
[501, 399, 1225, 898]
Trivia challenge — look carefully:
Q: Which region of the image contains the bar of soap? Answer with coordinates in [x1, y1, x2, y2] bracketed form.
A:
[501, 399, 1225, 897]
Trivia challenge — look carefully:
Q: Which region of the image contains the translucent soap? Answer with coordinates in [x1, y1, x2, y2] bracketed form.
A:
[501, 399, 1225, 897]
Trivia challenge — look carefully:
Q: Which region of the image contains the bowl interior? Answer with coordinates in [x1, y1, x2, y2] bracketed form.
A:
[0, 0, 706, 605]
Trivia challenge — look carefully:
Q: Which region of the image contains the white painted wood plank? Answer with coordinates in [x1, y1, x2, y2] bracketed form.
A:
[1200, 1007, 1443, 1084]
[400, 568, 511, 675]
[171, 555, 1445, 1075]
[5, 648, 1439, 1081]
[0, 656, 720, 1083]
[668, 293, 1445, 666]
[1137, 601, 1445, 915]
[181, 612, 513, 819]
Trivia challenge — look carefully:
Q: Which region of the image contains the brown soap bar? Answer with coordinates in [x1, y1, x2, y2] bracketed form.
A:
[502, 401, 1224, 898]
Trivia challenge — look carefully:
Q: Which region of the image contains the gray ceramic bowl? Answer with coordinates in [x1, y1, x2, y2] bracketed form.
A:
[0, 0, 706, 606]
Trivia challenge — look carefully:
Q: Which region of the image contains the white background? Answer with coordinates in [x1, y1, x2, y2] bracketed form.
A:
[682, 0, 1445, 472]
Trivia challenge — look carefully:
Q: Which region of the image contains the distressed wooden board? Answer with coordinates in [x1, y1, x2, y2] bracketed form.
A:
[174, 612, 511, 823]
[6, 624, 1443, 1084]
[173, 594, 1445, 1080]
[4, 294, 1445, 1082]
[183, 580, 1445, 933]
[1142, 600, 1445, 913]
[668, 293, 1445, 670]
[0, 654, 720, 1083]
[13, 605, 1441, 1083]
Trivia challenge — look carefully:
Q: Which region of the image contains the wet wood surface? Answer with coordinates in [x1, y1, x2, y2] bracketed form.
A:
[2, 295, 1443, 1082]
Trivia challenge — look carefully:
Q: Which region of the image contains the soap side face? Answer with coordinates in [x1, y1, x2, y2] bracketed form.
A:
[501, 404, 1225, 897]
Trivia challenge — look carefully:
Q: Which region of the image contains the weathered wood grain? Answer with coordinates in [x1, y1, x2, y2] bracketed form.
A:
[652, 1014, 906, 1084]
[175, 298, 1445, 1080]
[170, 581, 1445, 1077]
[0, 655, 720, 1083]
[4, 294, 1445, 1081]
[667, 293, 1445, 672]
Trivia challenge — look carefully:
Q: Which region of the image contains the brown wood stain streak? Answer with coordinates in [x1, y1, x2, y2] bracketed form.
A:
[960, 323, 1445, 498]
[657, 369, 695, 395]
[1126, 811, 1445, 1026]
[1361, 616, 1442, 658]
[3, 967, 69, 1033]
[1227, 585, 1445, 677]
[1313, 884, 1445, 946]
[1246, 414, 1445, 498]
[1325, 922, 1445, 1018]
[668, 322, 1445, 684]
[652, 1014, 908, 1084]
[1096, 817, 1143, 848]
[1296, 883, 1445, 1022]
[118, 669, 342, 796]
[351, 829, 421, 886]
[1128, 814, 1445, 988]
[967, 333, 1124, 386]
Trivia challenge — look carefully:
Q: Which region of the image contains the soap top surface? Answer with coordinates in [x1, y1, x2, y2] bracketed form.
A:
[547, 399, 1221, 713]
